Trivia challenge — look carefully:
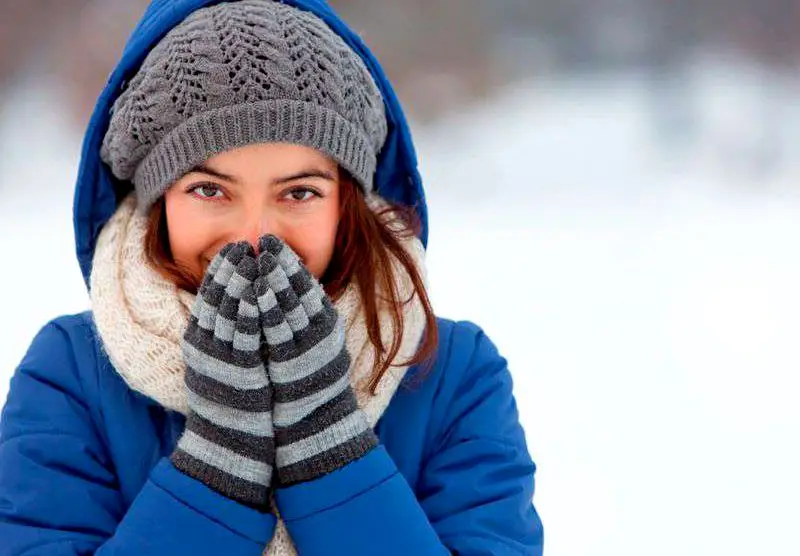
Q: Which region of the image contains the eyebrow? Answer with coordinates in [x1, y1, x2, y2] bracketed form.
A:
[188, 163, 337, 185]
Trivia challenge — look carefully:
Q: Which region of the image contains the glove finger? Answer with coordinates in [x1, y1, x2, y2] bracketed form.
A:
[181, 314, 204, 354]
[208, 241, 252, 297]
[287, 262, 326, 323]
[227, 250, 258, 298]
[261, 274, 344, 386]
[271, 265, 339, 352]
[187, 297, 218, 349]
[197, 241, 252, 317]
[262, 235, 328, 322]
[255, 275, 294, 348]
[191, 251, 236, 335]
[198, 242, 236, 292]
[213, 253, 257, 344]
[262, 253, 310, 334]
[258, 234, 290, 260]
[257, 239, 342, 374]
[267, 310, 345, 382]
[232, 286, 265, 369]
[260, 234, 303, 275]
[185, 245, 255, 365]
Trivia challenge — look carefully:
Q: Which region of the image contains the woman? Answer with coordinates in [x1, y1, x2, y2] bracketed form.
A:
[0, 1, 543, 554]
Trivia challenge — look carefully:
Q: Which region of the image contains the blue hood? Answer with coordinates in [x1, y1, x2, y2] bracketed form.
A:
[73, 0, 428, 288]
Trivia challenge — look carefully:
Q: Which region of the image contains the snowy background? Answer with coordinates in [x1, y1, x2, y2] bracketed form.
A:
[3, 57, 800, 556]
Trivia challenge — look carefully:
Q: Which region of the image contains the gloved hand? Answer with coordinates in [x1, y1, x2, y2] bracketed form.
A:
[254, 234, 378, 487]
[171, 241, 275, 510]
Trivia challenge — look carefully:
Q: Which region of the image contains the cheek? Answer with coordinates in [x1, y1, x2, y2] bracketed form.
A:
[164, 195, 216, 279]
[288, 207, 339, 279]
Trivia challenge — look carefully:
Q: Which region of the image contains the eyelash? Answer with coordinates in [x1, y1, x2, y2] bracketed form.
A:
[186, 183, 225, 200]
[186, 183, 323, 203]
[284, 186, 323, 203]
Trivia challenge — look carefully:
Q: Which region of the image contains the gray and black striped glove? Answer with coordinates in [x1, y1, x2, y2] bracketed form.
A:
[254, 234, 378, 487]
[171, 241, 275, 510]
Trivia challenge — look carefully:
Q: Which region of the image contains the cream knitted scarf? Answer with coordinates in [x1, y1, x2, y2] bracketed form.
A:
[89, 194, 427, 554]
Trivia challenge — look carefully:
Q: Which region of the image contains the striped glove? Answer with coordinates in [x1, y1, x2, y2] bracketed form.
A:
[254, 234, 378, 487]
[171, 242, 275, 510]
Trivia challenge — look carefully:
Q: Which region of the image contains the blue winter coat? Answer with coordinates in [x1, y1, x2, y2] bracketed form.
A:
[0, 1, 543, 554]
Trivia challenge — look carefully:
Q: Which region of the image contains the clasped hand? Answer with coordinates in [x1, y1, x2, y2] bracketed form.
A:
[173, 235, 376, 510]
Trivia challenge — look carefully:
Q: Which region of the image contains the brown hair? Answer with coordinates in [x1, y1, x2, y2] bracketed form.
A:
[144, 174, 438, 393]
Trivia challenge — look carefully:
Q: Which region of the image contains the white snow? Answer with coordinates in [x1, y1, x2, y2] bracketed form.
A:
[2, 62, 800, 555]
[0, 75, 89, 403]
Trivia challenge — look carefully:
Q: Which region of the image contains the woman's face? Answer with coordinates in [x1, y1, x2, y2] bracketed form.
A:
[164, 143, 341, 282]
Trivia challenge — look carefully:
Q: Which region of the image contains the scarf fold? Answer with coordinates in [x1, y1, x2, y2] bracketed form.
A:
[89, 194, 427, 554]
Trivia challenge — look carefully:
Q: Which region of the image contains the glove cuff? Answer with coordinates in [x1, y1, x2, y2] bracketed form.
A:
[172, 429, 274, 511]
[276, 408, 378, 487]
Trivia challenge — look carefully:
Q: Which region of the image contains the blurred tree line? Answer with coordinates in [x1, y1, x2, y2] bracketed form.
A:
[1, 0, 800, 125]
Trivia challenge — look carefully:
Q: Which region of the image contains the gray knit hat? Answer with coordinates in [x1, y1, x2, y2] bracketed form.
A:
[101, 0, 388, 212]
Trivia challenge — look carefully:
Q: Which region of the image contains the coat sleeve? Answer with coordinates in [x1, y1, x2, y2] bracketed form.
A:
[0, 318, 275, 555]
[274, 321, 543, 555]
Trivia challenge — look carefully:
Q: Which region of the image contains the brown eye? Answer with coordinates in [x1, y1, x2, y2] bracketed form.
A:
[190, 184, 223, 199]
[285, 187, 320, 202]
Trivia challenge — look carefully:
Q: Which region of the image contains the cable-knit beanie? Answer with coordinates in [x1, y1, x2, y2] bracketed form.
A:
[101, 0, 388, 213]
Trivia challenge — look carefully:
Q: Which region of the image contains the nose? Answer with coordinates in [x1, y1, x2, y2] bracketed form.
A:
[241, 211, 278, 255]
